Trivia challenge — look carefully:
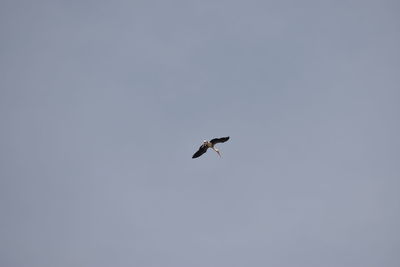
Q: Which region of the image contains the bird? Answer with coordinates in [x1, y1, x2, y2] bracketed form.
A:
[192, 136, 230, 158]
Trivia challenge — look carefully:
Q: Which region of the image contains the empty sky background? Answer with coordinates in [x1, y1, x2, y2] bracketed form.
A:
[1, 0, 399, 266]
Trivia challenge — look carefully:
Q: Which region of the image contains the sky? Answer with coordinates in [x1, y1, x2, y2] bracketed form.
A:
[1, 0, 399, 266]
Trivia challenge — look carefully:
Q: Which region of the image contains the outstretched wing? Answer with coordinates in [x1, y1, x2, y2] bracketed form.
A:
[192, 144, 209, 158]
[210, 136, 230, 145]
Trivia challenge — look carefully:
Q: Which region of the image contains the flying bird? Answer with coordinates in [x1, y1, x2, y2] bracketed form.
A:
[192, 136, 230, 158]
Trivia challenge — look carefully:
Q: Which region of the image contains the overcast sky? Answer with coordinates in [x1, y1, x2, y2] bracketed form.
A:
[1, 0, 399, 266]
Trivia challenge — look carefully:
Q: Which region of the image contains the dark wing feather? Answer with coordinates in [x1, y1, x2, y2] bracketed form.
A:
[210, 136, 230, 145]
[192, 144, 209, 158]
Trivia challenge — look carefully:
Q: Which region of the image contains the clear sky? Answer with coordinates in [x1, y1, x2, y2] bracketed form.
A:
[1, 0, 399, 266]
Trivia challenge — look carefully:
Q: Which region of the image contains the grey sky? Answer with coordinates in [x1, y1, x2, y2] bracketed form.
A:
[1, 0, 399, 266]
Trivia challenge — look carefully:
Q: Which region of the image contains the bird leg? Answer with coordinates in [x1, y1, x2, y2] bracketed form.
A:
[213, 147, 221, 157]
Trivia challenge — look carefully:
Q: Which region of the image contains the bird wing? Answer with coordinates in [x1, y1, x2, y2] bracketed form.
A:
[192, 144, 209, 158]
[210, 136, 230, 145]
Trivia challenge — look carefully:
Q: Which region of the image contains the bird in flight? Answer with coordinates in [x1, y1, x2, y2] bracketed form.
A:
[192, 136, 230, 158]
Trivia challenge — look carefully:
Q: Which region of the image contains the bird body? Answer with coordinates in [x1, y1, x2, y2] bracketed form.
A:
[192, 136, 230, 158]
